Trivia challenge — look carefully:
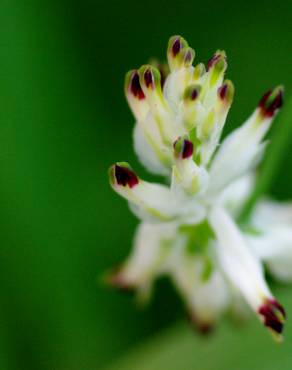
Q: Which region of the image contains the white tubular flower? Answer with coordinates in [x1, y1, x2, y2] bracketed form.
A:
[108, 35, 287, 340]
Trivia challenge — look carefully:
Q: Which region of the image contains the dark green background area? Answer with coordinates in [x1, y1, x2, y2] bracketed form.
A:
[0, 0, 291, 369]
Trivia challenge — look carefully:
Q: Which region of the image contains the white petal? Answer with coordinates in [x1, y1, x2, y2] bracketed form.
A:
[110, 164, 178, 221]
[209, 109, 272, 194]
[209, 206, 272, 311]
[216, 173, 255, 217]
[121, 222, 177, 285]
[163, 67, 194, 108]
[251, 198, 292, 230]
[133, 124, 170, 175]
[247, 227, 292, 282]
[171, 251, 229, 326]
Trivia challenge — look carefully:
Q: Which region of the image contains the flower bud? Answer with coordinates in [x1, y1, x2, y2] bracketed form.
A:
[258, 86, 284, 118]
[207, 50, 227, 87]
[109, 162, 139, 188]
[193, 63, 206, 81]
[173, 137, 194, 159]
[167, 35, 195, 70]
[258, 298, 286, 340]
[183, 84, 202, 103]
[218, 80, 234, 105]
[125, 70, 149, 121]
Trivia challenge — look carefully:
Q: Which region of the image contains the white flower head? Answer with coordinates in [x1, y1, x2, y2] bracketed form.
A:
[107, 35, 287, 340]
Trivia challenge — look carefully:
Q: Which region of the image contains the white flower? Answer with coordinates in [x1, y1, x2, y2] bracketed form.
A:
[107, 35, 287, 340]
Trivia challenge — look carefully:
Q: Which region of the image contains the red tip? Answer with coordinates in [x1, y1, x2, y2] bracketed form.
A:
[258, 89, 283, 117]
[207, 54, 220, 71]
[130, 71, 145, 100]
[258, 298, 286, 334]
[144, 68, 154, 88]
[115, 165, 139, 188]
[218, 84, 228, 100]
[172, 37, 181, 56]
[182, 140, 194, 159]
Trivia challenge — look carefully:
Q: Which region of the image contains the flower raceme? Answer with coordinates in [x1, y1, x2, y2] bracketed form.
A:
[108, 35, 287, 340]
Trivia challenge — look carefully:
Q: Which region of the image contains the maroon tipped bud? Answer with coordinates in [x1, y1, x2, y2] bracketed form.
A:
[115, 164, 139, 188]
[174, 137, 194, 159]
[144, 68, 154, 88]
[207, 54, 221, 71]
[172, 37, 181, 56]
[258, 298, 286, 334]
[183, 84, 202, 102]
[182, 140, 194, 158]
[129, 71, 145, 100]
[258, 87, 284, 117]
[191, 89, 199, 100]
[218, 84, 228, 99]
[217, 80, 234, 103]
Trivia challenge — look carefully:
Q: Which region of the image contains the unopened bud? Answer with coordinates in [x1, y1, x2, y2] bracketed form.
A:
[258, 86, 284, 118]
[173, 137, 194, 159]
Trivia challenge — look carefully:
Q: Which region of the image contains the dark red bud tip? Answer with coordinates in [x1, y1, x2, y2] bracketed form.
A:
[207, 54, 220, 71]
[182, 140, 194, 158]
[174, 137, 193, 159]
[115, 165, 139, 188]
[130, 71, 145, 100]
[258, 87, 283, 117]
[191, 89, 199, 100]
[172, 37, 181, 56]
[144, 68, 154, 88]
[258, 298, 286, 334]
[218, 84, 228, 100]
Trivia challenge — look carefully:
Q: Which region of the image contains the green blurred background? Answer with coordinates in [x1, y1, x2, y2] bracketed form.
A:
[0, 0, 291, 369]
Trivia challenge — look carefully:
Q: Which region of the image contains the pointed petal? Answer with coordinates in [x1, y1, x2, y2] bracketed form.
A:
[209, 87, 284, 194]
[107, 222, 177, 300]
[109, 162, 178, 221]
[138, 65, 177, 145]
[199, 80, 234, 165]
[209, 206, 285, 339]
[125, 70, 149, 121]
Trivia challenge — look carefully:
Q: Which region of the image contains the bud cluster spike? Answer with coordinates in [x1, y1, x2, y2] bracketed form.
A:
[109, 34, 287, 342]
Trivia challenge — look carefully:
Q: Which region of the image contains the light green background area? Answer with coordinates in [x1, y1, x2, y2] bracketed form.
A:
[0, 0, 291, 369]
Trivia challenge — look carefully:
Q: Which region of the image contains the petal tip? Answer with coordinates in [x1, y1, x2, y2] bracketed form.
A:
[258, 298, 286, 337]
[109, 163, 139, 188]
[173, 137, 194, 159]
[258, 86, 284, 118]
